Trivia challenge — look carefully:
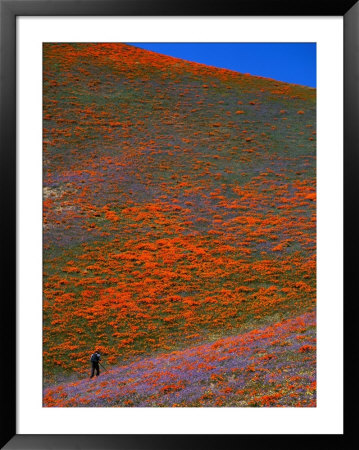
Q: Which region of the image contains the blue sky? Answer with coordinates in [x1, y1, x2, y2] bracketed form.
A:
[127, 43, 316, 88]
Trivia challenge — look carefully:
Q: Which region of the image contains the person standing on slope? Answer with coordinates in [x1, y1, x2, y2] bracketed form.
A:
[90, 350, 101, 379]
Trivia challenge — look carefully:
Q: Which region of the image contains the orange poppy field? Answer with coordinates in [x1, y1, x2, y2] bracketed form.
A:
[43, 43, 316, 407]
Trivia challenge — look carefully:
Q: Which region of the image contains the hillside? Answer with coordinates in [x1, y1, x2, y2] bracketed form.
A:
[44, 312, 315, 407]
[43, 43, 316, 406]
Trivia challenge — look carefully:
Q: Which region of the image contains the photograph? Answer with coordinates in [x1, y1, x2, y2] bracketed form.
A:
[42, 42, 317, 408]
[2, 0, 355, 445]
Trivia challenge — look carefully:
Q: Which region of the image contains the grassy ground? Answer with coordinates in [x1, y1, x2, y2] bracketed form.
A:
[43, 43, 316, 405]
[43, 311, 315, 407]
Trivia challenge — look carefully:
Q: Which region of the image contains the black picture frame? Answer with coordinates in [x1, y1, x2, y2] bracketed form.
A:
[1, 0, 357, 448]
